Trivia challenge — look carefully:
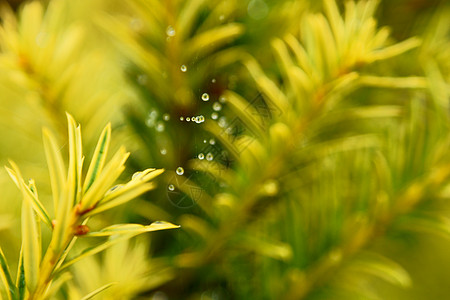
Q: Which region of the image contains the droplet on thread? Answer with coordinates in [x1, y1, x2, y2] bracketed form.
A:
[196, 115, 205, 123]
[219, 96, 227, 103]
[211, 112, 218, 120]
[149, 110, 158, 119]
[160, 148, 167, 155]
[137, 74, 148, 85]
[168, 184, 175, 191]
[186, 117, 191, 122]
[209, 139, 216, 145]
[156, 122, 165, 132]
[180, 116, 184, 121]
[180, 65, 187, 72]
[201, 93, 210, 101]
[211, 78, 216, 83]
[176, 167, 184, 175]
[166, 25, 176, 37]
[198, 153, 205, 160]
[218, 116, 227, 128]
[146, 118, 155, 127]
[213, 102, 222, 111]
[206, 153, 214, 161]
[163, 114, 170, 121]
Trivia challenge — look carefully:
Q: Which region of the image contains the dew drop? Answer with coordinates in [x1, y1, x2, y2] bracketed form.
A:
[137, 74, 148, 85]
[218, 116, 227, 128]
[203, 139, 207, 143]
[192, 116, 198, 123]
[129, 18, 143, 31]
[153, 291, 168, 300]
[156, 122, 165, 132]
[180, 116, 184, 121]
[198, 153, 205, 160]
[247, 0, 269, 20]
[163, 114, 170, 121]
[146, 118, 155, 127]
[180, 65, 187, 72]
[197, 115, 205, 123]
[168, 184, 175, 191]
[160, 148, 167, 155]
[211, 78, 216, 83]
[176, 167, 184, 175]
[132, 171, 142, 180]
[211, 112, 218, 120]
[149, 110, 158, 119]
[219, 95, 227, 103]
[209, 139, 216, 145]
[166, 25, 176, 37]
[186, 117, 191, 122]
[206, 153, 214, 161]
[36, 32, 48, 48]
[201, 93, 210, 101]
[219, 15, 225, 21]
[108, 184, 122, 192]
[213, 102, 222, 111]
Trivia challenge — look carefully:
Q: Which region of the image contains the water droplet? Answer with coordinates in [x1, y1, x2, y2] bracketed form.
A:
[219, 15, 225, 21]
[198, 153, 205, 160]
[247, 0, 269, 20]
[206, 153, 214, 161]
[156, 122, 165, 132]
[163, 114, 170, 121]
[149, 110, 158, 119]
[168, 184, 175, 191]
[196, 115, 205, 123]
[192, 116, 198, 123]
[201, 93, 210, 101]
[209, 139, 216, 145]
[132, 171, 142, 180]
[166, 25, 176, 37]
[160, 148, 167, 155]
[108, 184, 123, 193]
[211, 112, 218, 120]
[180, 65, 187, 72]
[130, 18, 143, 31]
[152, 291, 168, 300]
[263, 179, 279, 196]
[180, 116, 184, 121]
[176, 167, 184, 175]
[203, 140, 207, 143]
[226, 127, 233, 134]
[213, 102, 222, 111]
[219, 96, 227, 103]
[137, 74, 148, 85]
[218, 116, 227, 128]
[186, 117, 191, 122]
[211, 78, 216, 83]
[146, 118, 156, 127]
[36, 32, 48, 48]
